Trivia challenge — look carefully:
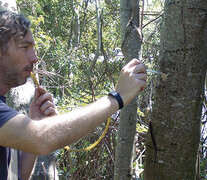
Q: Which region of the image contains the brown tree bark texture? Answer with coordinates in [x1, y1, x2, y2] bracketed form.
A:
[114, 0, 141, 179]
[144, 0, 207, 179]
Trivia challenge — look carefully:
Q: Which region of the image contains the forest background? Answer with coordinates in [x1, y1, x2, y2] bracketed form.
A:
[10, 0, 207, 179]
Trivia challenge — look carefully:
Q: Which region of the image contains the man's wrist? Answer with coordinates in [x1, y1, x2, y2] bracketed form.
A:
[108, 91, 124, 109]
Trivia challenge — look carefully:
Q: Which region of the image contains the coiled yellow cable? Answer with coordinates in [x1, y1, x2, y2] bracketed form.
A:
[30, 72, 111, 152]
[65, 117, 111, 152]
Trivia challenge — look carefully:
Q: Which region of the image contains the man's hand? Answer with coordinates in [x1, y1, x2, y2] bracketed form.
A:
[29, 86, 56, 120]
[115, 58, 147, 106]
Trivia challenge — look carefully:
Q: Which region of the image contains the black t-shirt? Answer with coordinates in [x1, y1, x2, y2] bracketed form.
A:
[0, 96, 20, 179]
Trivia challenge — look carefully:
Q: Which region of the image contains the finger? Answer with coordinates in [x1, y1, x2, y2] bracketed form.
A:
[31, 88, 41, 105]
[43, 107, 57, 116]
[125, 58, 140, 68]
[129, 75, 147, 90]
[131, 76, 147, 87]
[136, 79, 147, 92]
[40, 100, 56, 116]
[37, 86, 47, 95]
[36, 93, 53, 105]
[139, 83, 147, 92]
[40, 100, 55, 112]
[134, 73, 147, 81]
[33, 88, 40, 100]
[133, 63, 147, 74]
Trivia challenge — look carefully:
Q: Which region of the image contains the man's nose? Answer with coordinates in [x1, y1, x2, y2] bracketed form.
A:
[29, 49, 38, 63]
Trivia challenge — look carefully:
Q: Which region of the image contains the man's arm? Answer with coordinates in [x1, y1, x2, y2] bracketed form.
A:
[0, 95, 120, 154]
[19, 86, 57, 180]
[0, 59, 147, 155]
[19, 152, 37, 180]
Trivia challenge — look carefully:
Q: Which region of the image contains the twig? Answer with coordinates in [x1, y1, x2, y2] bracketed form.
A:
[41, 162, 47, 180]
[142, 13, 163, 29]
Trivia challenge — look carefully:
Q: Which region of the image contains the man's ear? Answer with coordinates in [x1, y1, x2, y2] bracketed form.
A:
[0, 46, 7, 57]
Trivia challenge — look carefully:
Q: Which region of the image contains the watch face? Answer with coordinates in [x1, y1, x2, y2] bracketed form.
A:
[111, 91, 117, 96]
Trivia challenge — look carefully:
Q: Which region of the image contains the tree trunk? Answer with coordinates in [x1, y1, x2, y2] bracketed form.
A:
[144, 0, 207, 179]
[114, 0, 141, 179]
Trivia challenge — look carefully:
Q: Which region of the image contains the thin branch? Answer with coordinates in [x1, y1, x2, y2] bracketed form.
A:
[90, 0, 103, 71]
[142, 13, 163, 29]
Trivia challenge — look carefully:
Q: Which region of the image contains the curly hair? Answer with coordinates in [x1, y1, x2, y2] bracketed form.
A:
[0, 8, 31, 54]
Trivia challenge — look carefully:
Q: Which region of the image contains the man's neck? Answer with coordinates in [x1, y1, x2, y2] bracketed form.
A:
[0, 82, 10, 96]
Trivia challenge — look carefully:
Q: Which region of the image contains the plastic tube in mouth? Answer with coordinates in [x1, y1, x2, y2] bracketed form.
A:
[30, 72, 39, 88]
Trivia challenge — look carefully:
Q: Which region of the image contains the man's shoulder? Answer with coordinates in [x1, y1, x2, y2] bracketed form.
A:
[0, 96, 6, 103]
[0, 96, 19, 128]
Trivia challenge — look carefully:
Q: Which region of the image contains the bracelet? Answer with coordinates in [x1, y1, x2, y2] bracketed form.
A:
[108, 91, 124, 109]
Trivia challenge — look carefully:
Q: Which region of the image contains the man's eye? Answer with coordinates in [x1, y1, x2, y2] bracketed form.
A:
[21, 46, 29, 50]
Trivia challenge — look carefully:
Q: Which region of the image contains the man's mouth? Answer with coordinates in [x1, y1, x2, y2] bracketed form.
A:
[24, 65, 33, 73]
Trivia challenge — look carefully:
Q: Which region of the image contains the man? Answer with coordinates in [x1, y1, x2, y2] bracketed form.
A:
[0, 8, 147, 180]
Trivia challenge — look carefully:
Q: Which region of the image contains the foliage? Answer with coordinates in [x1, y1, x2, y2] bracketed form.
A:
[17, 0, 122, 104]
[56, 115, 118, 179]
[17, 0, 122, 178]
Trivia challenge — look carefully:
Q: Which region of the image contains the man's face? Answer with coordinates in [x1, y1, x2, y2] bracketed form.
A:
[0, 30, 38, 88]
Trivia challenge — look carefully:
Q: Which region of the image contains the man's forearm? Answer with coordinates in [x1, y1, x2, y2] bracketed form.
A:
[0, 95, 119, 155]
[39, 95, 119, 153]
[19, 151, 37, 180]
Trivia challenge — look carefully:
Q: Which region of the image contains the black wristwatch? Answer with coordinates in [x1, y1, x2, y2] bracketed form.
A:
[108, 91, 124, 109]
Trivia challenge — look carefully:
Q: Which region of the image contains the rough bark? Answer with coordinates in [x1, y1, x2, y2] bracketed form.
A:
[144, 0, 207, 179]
[114, 0, 141, 179]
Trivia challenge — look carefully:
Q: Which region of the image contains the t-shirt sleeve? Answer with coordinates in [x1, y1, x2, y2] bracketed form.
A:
[0, 101, 19, 128]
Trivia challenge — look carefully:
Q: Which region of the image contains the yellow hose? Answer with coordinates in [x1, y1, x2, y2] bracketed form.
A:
[65, 117, 111, 152]
[30, 72, 111, 152]
[31, 72, 39, 88]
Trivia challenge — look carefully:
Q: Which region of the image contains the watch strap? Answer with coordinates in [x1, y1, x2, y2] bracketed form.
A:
[108, 91, 124, 109]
